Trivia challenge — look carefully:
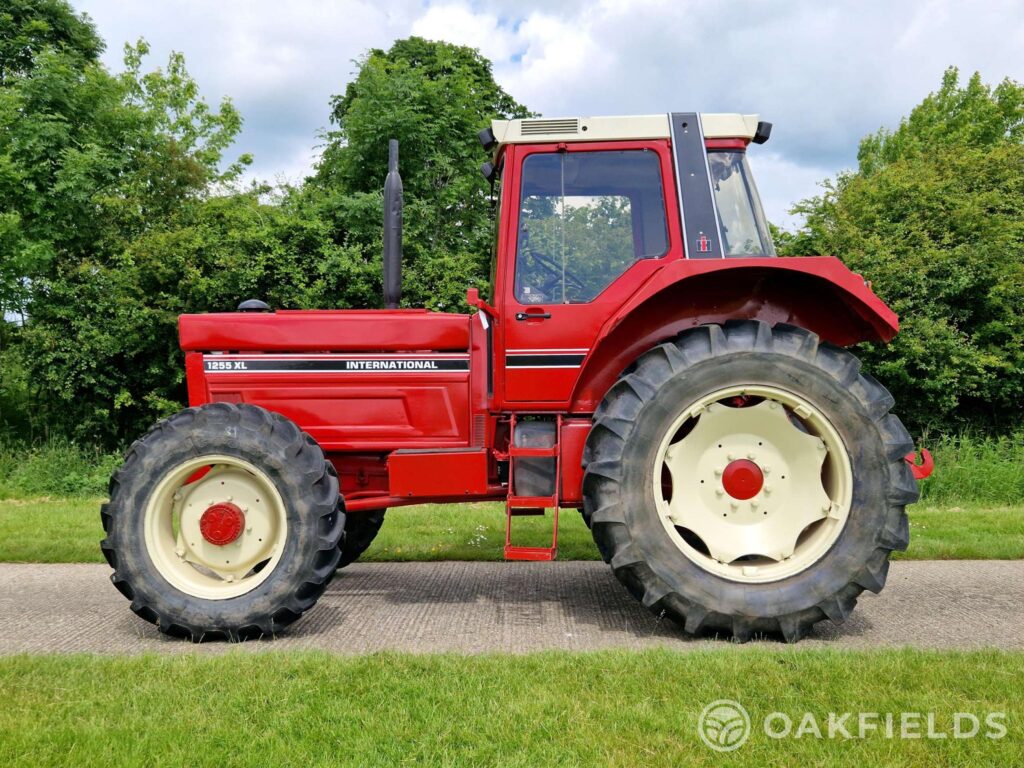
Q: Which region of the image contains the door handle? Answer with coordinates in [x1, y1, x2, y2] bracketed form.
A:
[515, 311, 551, 321]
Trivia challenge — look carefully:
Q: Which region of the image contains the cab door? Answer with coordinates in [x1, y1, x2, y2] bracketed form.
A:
[496, 140, 681, 406]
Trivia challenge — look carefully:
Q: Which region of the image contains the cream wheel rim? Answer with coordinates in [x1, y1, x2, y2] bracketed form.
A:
[144, 454, 288, 599]
[653, 385, 853, 583]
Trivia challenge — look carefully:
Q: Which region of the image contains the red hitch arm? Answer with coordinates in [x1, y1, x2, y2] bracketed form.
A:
[904, 449, 934, 480]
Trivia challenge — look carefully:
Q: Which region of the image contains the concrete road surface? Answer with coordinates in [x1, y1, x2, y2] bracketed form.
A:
[0, 560, 1020, 655]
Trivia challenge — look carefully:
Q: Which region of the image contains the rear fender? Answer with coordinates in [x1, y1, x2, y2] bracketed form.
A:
[569, 256, 898, 412]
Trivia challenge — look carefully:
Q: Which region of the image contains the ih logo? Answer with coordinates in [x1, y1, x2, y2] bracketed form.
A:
[697, 233, 711, 253]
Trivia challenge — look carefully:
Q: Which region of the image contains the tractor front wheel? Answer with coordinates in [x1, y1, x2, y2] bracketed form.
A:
[583, 321, 917, 642]
[101, 403, 344, 641]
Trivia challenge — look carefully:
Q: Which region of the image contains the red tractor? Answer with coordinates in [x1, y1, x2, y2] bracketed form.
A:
[102, 112, 923, 643]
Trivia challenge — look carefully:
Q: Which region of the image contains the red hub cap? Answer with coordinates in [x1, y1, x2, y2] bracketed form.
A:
[199, 502, 245, 546]
[721, 459, 764, 500]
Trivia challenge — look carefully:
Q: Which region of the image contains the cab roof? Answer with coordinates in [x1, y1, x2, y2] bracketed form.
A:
[490, 113, 761, 147]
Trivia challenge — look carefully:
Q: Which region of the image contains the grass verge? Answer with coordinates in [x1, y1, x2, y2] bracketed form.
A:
[1, 498, 1020, 563]
[2, 431, 1023, 503]
[0, 649, 1020, 766]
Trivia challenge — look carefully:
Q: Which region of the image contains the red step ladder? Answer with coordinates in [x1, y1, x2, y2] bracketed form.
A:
[504, 416, 561, 561]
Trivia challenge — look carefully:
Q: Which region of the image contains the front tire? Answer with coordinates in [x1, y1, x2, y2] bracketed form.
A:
[101, 403, 344, 641]
[583, 321, 917, 642]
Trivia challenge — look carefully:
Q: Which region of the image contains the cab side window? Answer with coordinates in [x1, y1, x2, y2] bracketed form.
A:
[515, 150, 668, 304]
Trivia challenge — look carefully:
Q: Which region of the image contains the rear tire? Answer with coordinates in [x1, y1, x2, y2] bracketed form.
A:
[583, 321, 917, 642]
[101, 403, 344, 641]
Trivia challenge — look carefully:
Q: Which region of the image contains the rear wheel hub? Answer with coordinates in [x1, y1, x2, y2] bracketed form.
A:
[721, 459, 763, 500]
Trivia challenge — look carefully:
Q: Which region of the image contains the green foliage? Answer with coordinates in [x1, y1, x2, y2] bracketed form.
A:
[783, 68, 1024, 434]
[0, 35, 257, 443]
[0, 327, 32, 440]
[0, 0, 102, 84]
[0, 439, 118, 498]
[4, 21, 1019, 448]
[918, 433, 1024, 505]
[311, 36, 532, 310]
[2, 34, 532, 445]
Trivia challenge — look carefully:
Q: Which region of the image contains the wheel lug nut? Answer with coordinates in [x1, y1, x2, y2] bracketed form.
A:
[727, 453, 736, 461]
[714, 489, 724, 497]
[714, 467, 724, 477]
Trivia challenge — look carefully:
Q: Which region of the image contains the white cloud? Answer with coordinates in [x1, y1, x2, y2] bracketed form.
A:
[411, 3, 520, 62]
[750, 151, 836, 229]
[75, 0, 1024, 222]
[78, 0, 420, 183]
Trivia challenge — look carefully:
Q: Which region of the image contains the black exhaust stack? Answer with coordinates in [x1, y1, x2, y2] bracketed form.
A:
[382, 139, 403, 309]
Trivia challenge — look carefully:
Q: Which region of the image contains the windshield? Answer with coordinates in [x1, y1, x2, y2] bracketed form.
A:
[708, 150, 775, 256]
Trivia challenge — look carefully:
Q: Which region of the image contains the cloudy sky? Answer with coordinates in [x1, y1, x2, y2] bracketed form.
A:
[76, 0, 1024, 227]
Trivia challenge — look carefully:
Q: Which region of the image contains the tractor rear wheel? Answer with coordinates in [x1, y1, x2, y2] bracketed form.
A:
[582, 321, 917, 642]
[100, 402, 344, 641]
[337, 510, 386, 568]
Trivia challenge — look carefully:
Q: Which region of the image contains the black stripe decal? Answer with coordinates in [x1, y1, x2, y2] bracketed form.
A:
[204, 357, 468, 373]
[506, 354, 585, 367]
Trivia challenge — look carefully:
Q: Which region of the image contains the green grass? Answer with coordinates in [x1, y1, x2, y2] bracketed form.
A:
[917, 433, 1024, 505]
[1, 497, 1021, 563]
[0, 440, 118, 498]
[0, 649, 1019, 766]
[1, 431, 1023, 504]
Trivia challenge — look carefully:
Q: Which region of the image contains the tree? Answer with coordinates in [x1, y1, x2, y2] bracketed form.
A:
[310, 37, 532, 310]
[4, 33, 534, 447]
[0, 0, 102, 84]
[783, 68, 1024, 435]
[1, 35, 253, 444]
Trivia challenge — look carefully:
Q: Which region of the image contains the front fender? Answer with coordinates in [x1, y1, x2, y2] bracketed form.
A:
[569, 256, 898, 412]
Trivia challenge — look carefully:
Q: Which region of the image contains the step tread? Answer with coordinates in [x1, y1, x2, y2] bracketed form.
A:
[504, 545, 558, 562]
